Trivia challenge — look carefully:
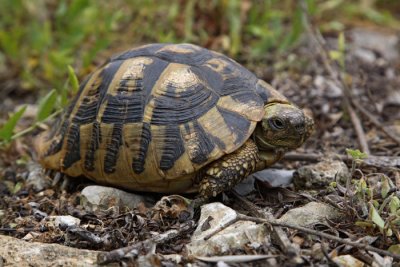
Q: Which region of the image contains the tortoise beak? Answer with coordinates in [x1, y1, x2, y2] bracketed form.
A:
[292, 111, 314, 145]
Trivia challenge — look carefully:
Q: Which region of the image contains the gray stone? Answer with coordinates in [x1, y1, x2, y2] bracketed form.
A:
[353, 47, 376, 64]
[313, 76, 342, 99]
[26, 162, 52, 192]
[251, 168, 294, 187]
[18, 104, 39, 120]
[28, 202, 40, 209]
[187, 202, 268, 256]
[325, 80, 343, 98]
[47, 215, 81, 228]
[293, 160, 349, 190]
[32, 209, 48, 220]
[277, 202, 342, 227]
[80, 185, 155, 212]
[233, 176, 255, 195]
[350, 28, 399, 61]
[382, 90, 400, 120]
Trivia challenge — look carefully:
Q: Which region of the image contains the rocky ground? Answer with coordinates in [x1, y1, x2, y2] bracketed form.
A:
[0, 26, 400, 266]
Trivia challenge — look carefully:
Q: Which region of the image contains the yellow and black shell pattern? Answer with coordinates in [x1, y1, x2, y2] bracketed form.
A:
[35, 43, 275, 193]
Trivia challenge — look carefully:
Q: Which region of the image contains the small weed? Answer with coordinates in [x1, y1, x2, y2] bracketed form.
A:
[329, 31, 346, 71]
[339, 148, 399, 243]
[0, 106, 27, 143]
[346, 148, 368, 175]
[0, 65, 80, 146]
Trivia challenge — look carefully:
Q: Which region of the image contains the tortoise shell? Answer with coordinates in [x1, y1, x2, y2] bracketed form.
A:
[35, 43, 286, 193]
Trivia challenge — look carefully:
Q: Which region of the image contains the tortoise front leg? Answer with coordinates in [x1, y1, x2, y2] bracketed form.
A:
[192, 140, 259, 208]
[254, 149, 285, 172]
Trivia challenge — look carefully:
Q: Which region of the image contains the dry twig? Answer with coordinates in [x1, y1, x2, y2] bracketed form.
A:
[203, 212, 400, 261]
[232, 191, 303, 264]
[300, 0, 370, 154]
[351, 99, 400, 146]
[283, 152, 400, 168]
[97, 221, 195, 265]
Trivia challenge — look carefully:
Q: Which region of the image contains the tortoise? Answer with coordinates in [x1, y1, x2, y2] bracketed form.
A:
[35, 43, 313, 206]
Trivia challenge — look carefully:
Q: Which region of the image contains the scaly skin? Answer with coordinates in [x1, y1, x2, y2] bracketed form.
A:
[192, 139, 260, 207]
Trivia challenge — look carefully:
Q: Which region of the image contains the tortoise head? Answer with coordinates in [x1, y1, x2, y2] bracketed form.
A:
[255, 102, 314, 153]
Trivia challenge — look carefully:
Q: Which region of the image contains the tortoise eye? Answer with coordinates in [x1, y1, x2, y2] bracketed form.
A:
[269, 117, 285, 130]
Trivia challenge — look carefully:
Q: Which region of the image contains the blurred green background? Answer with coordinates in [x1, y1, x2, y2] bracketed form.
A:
[0, 0, 399, 97]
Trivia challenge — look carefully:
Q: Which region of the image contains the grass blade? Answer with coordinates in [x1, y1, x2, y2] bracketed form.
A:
[67, 65, 79, 94]
[0, 105, 27, 142]
[37, 89, 58, 122]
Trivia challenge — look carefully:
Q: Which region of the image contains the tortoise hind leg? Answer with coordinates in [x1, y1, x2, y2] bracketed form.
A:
[192, 140, 259, 208]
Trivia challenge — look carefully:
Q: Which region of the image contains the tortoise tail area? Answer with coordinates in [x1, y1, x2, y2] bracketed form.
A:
[34, 117, 66, 172]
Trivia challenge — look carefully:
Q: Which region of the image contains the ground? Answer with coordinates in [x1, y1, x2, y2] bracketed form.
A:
[0, 23, 400, 266]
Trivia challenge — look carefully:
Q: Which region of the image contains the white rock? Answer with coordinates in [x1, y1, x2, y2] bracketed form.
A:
[277, 202, 342, 227]
[162, 254, 182, 264]
[313, 76, 343, 99]
[26, 162, 52, 192]
[47, 215, 81, 228]
[217, 262, 230, 267]
[313, 75, 325, 89]
[80, 185, 155, 212]
[333, 255, 365, 267]
[353, 48, 376, 64]
[187, 202, 268, 256]
[325, 80, 343, 98]
[0, 234, 100, 266]
[382, 90, 400, 120]
[350, 28, 399, 61]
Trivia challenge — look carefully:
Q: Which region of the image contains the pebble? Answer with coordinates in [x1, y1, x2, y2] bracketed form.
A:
[293, 160, 350, 190]
[277, 201, 342, 227]
[187, 202, 268, 256]
[26, 162, 52, 192]
[80, 185, 155, 212]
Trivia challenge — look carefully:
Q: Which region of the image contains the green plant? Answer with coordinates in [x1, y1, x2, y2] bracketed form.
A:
[346, 148, 368, 175]
[353, 175, 399, 239]
[339, 148, 400, 241]
[0, 106, 27, 144]
[329, 31, 346, 71]
[0, 65, 80, 146]
[349, 172, 399, 242]
[245, 1, 303, 56]
[0, 0, 124, 91]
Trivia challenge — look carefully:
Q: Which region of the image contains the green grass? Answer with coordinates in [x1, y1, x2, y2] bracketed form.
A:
[0, 0, 399, 144]
[0, 0, 305, 94]
[1, 0, 398, 93]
